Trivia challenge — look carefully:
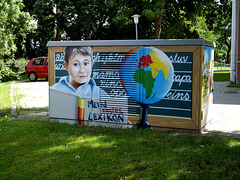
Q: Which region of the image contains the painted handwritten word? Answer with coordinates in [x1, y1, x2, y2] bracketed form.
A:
[88, 100, 107, 108]
[86, 99, 124, 122]
[100, 80, 122, 88]
[55, 63, 65, 70]
[166, 91, 190, 101]
[109, 89, 127, 97]
[169, 53, 189, 63]
[93, 53, 125, 64]
[102, 108, 123, 114]
[55, 53, 64, 61]
[92, 71, 119, 79]
[173, 74, 191, 86]
[88, 113, 124, 122]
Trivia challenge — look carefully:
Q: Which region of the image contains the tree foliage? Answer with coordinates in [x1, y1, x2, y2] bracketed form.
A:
[22, 0, 55, 59]
[187, 0, 232, 63]
[0, 0, 35, 58]
[0, 0, 233, 64]
[213, 0, 232, 64]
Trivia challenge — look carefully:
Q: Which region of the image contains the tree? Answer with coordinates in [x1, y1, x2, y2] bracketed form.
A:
[193, 0, 232, 63]
[22, 0, 55, 59]
[187, 16, 217, 42]
[20, 0, 232, 60]
[100, 0, 215, 39]
[56, 0, 96, 40]
[213, 0, 232, 64]
[0, 0, 34, 58]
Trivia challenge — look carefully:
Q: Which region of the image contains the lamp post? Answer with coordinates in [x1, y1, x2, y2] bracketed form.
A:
[131, 14, 141, 40]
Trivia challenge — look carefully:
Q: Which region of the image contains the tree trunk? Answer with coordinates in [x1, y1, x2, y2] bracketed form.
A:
[224, 33, 231, 64]
[75, 6, 82, 40]
[153, 0, 167, 39]
[226, 42, 231, 64]
[55, 29, 62, 41]
[154, 16, 163, 39]
[54, 4, 62, 41]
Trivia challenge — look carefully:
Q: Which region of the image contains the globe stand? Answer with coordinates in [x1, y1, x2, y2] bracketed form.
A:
[135, 103, 153, 129]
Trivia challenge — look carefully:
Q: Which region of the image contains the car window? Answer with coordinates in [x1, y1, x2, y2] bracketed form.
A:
[45, 58, 48, 65]
[33, 58, 44, 65]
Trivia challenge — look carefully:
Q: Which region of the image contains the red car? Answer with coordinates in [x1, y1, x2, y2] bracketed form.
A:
[25, 57, 48, 81]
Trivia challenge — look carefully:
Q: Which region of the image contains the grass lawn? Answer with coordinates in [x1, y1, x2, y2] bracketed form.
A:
[1, 82, 240, 179]
[213, 70, 240, 87]
[213, 71, 230, 82]
[0, 120, 240, 179]
[0, 82, 12, 121]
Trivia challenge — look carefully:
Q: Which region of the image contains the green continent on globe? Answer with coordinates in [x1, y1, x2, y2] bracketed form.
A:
[133, 69, 156, 99]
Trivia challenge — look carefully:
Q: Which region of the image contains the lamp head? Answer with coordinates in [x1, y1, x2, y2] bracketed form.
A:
[131, 14, 141, 24]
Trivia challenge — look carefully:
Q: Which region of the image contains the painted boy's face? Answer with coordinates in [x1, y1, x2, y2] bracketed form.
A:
[64, 53, 92, 88]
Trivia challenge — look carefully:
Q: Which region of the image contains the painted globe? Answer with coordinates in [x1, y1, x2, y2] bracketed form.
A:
[120, 47, 174, 104]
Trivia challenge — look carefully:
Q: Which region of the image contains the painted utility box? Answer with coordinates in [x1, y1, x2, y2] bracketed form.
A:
[47, 39, 214, 131]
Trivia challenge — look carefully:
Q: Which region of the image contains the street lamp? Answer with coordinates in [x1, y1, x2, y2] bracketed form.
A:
[131, 14, 141, 40]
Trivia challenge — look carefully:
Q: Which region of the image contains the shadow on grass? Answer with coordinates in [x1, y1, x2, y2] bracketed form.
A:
[0, 107, 48, 122]
[1, 119, 240, 179]
[0, 108, 12, 120]
[203, 129, 240, 138]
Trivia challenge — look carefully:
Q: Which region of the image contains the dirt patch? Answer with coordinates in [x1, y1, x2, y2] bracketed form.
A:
[12, 81, 49, 109]
[8, 111, 48, 121]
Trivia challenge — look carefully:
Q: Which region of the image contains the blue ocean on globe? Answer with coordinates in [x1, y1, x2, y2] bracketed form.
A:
[119, 47, 174, 104]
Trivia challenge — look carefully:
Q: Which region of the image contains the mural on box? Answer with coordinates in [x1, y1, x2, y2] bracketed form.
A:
[49, 46, 195, 127]
[202, 46, 214, 124]
[120, 47, 174, 105]
[119, 47, 174, 128]
[51, 47, 107, 98]
[50, 46, 128, 126]
[78, 98, 128, 125]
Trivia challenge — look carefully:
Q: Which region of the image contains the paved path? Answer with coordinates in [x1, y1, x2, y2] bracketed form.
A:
[9, 80, 49, 121]
[13, 80, 48, 109]
[9, 81, 240, 137]
[203, 82, 240, 137]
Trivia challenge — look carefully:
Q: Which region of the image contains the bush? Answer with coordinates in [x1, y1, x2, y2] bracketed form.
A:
[0, 58, 29, 82]
[5, 58, 29, 73]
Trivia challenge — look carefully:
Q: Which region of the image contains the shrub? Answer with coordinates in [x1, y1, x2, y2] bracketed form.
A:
[0, 58, 28, 82]
[5, 58, 29, 73]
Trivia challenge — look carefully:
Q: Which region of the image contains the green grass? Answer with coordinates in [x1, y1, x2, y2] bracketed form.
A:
[0, 120, 240, 179]
[0, 82, 12, 120]
[0, 82, 12, 109]
[1, 81, 240, 179]
[213, 71, 230, 82]
[0, 82, 26, 121]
